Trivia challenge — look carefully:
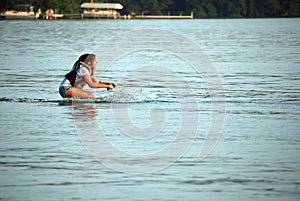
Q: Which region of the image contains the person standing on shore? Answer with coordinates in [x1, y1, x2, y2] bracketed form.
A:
[45, 8, 54, 19]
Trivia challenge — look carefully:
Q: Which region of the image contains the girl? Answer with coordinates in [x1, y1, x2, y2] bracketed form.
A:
[59, 54, 117, 99]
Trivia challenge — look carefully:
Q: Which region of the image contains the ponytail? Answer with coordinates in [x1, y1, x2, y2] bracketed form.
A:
[66, 53, 91, 87]
[71, 53, 90, 71]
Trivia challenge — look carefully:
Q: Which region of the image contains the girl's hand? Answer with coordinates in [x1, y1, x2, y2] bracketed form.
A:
[112, 83, 118, 88]
[107, 84, 114, 90]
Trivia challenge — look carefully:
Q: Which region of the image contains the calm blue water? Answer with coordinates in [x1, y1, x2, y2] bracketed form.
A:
[0, 18, 300, 200]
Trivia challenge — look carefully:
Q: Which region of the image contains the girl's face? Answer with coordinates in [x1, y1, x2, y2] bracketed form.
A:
[89, 57, 98, 70]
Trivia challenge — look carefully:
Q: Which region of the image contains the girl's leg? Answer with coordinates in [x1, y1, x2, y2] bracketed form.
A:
[64, 88, 95, 99]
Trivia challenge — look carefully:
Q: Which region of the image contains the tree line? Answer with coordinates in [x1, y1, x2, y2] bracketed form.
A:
[1, 0, 299, 18]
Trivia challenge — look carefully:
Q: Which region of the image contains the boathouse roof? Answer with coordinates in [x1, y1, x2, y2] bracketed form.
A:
[80, 3, 123, 10]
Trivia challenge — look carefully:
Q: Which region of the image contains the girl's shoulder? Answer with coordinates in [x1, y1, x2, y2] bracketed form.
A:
[78, 66, 90, 76]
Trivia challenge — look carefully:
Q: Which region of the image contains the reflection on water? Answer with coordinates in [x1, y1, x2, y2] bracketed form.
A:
[64, 102, 99, 119]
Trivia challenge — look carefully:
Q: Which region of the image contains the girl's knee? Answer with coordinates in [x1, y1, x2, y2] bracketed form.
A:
[89, 92, 95, 98]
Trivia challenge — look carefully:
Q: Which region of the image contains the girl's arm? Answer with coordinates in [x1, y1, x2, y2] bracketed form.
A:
[84, 74, 116, 89]
[99, 81, 117, 88]
[91, 76, 99, 83]
[94, 76, 117, 89]
[97, 81, 116, 90]
[82, 74, 108, 88]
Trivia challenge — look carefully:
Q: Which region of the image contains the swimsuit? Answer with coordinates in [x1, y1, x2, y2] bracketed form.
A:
[59, 78, 73, 98]
[58, 66, 92, 98]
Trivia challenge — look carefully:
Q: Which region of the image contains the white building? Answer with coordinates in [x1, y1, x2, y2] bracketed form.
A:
[80, 3, 123, 19]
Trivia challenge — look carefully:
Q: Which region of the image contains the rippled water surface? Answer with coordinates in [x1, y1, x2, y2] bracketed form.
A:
[0, 18, 300, 201]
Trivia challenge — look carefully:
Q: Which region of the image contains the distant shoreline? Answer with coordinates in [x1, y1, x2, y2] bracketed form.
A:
[1, 14, 299, 20]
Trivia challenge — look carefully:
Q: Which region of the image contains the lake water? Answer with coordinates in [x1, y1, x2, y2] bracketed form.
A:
[0, 18, 300, 200]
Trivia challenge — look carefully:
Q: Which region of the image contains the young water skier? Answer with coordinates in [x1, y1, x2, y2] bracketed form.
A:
[59, 53, 117, 99]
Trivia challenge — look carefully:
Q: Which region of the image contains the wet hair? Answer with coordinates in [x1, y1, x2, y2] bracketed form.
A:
[71, 53, 96, 71]
[84, 54, 96, 64]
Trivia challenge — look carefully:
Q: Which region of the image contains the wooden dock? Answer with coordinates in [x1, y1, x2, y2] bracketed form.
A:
[134, 12, 193, 19]
[62, 13, 194, 20]
[1, 13, 194, 20]
[63, 14, 83, 19]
